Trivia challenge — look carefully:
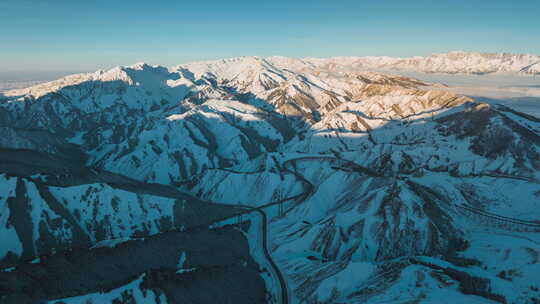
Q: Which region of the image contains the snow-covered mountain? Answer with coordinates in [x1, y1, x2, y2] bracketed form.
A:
[1, 55, 540, 304]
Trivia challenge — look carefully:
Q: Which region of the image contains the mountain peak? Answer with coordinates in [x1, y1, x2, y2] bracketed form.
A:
[126, 62, 153, 70]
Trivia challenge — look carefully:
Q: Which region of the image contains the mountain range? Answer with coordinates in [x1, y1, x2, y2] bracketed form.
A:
[1, 51, 540, 304]
[305, 51, 540, 75]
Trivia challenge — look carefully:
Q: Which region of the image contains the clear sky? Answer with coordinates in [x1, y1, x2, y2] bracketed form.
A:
[1, 0, 539, 72]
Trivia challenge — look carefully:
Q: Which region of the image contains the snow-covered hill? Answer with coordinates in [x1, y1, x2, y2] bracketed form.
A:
[1, 55, 540, 304]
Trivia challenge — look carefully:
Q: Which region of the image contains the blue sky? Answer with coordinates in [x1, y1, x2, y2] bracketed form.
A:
[1, 0, 539, 72]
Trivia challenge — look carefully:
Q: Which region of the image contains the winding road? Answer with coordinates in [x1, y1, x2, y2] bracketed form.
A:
[238, 208, 289, 304]
[181, 155, 374, 304]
